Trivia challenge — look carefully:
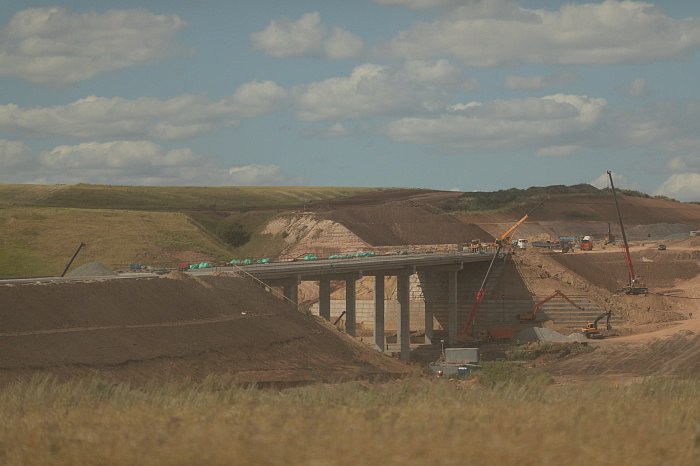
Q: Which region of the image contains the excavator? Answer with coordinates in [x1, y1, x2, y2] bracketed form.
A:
[580, 310, 612, 339]
[607, 170, 648, 295]
[458, 201, 543, 340]
[516, 289, 584, 322]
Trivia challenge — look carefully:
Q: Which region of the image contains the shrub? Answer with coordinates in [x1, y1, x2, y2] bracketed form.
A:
[216, 218, 251, 247]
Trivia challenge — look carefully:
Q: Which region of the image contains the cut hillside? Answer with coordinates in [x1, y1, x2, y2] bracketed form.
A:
[0, 274, 410, 386]
[324, 202, 492, 246]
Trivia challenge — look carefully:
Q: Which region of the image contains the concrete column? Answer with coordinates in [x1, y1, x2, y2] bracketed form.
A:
[345, 276, 356, 336]
[283, 275, 299, 307]
[397, 272, 411, 362]
[319, 278, 331, 321]
[448, 270, 459, 345]
[374, 274, 385, 351]
[424, 273, 434, 345]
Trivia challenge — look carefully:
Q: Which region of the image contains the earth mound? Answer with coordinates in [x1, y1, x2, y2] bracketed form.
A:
[66, 262, 117, 277]
[0, 275, 410, 386]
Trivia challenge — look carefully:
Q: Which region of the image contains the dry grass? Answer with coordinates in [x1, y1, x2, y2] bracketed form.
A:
[0, 373, 697, 466]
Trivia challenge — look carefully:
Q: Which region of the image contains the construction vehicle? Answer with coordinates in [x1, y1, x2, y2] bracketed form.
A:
[459, 202, 543, 340]
[580, 311, 612, 339]
[469, 239, 481, 253]
[579, 235, 593, 251]
[516, 289, 585, 322]
[607, 170, 648, 295]
[604, 223, 616, 245]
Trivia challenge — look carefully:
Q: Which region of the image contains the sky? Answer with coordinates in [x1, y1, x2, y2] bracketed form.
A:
[2, 0, 700, 200]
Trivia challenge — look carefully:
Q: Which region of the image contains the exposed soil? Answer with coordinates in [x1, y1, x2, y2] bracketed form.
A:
[324, 201, 492, 246]
[0, 274, 410, 386]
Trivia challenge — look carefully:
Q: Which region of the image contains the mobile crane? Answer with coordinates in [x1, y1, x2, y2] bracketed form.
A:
[607, 170, 648, 295]
[459, 202, 543, 339]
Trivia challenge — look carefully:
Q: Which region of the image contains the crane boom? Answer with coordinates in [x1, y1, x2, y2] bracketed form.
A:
[460, 201, 543, 337]
[607, 170, 647, 295]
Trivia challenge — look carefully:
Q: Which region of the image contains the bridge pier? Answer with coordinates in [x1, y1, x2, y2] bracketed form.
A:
[448, 270, 459, 345]
[374, 274, 385, 351]
[319, 278, 331, 321]
[283, 275, 300, 306]
[397, 272, 411, 362]
[345, 276, 356, 336]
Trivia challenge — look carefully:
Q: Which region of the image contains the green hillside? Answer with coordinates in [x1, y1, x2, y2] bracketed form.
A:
[0, 184, 382, 211]
[0, 184, 387, 278]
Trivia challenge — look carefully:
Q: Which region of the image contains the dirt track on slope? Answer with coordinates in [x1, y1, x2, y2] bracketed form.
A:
[0, 274, 410, 386]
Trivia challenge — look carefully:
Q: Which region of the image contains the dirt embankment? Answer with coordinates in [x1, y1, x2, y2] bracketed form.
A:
[0, 274, 410, 386]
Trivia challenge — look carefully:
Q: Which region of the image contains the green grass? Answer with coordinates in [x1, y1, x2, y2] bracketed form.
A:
[0, 207, 233, 278]
[0, 373, 698, 465]
[0, 184, 382, 211]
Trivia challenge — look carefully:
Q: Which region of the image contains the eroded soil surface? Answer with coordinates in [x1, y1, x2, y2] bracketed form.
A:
[0, 273, 410, 386]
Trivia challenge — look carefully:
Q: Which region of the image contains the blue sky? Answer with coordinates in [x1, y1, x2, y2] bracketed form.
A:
[2, 0, 700, 200]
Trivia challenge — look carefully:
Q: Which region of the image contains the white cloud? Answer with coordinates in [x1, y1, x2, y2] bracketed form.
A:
[251, 12, 363, 59]
[0, 139, 35, 169]
[224, 164, 297, 185]
[380, 1, 700, 66]
[294, 61, 460, 120]
[590, 171, 640, 191]
[386, 94, 607, 150]
[656, 173, 700, 201]
[0, 81, 287, 140]
[374, 0, 462, 8]
[0, 7, 185, 85]
[505, 71, 577, 91]
[324, 27, 364, 59]
[536, 145, 580, 157]
[0, 140, 300, 186]
[304, 123, 352, 139]
[624, 77, 648, 97]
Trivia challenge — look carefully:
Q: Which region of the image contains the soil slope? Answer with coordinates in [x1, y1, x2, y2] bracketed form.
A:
[0, 274, 409, 386]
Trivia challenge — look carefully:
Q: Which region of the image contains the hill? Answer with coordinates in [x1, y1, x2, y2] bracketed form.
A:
[0, 273, 410, 385]
[1, 183, 699, 278]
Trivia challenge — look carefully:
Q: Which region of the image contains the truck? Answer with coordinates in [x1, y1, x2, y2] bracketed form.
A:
[580, 235, 593, 251]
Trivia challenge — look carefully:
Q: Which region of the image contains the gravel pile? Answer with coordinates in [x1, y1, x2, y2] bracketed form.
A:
[66, 262, 117, 277]
[517, 327, 587, 344]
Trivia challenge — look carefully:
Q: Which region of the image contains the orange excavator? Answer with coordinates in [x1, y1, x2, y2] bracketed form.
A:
[516, 290, 585, 322]
[459, 202, 543, 339]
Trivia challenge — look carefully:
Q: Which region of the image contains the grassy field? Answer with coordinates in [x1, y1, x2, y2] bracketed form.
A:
[0, 184, 382, 211]
[0, 184, 385, 277]
[0, 207, 233, 278]
[0, 369, 698, 466]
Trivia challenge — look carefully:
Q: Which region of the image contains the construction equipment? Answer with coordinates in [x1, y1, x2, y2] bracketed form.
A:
[607, 170, 648, 295]
[580, 311, 612, 339]
[459, 202, 543, 339]
[579, 235, 593, 251]
[516, 289, 585, 322]
[604, 223, 616, 245]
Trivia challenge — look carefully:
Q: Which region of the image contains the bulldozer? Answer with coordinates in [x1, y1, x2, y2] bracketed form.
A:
[580, 311, 612, 339]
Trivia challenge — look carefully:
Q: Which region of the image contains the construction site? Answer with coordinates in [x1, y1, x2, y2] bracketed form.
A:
[1, 177, 699, 386]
